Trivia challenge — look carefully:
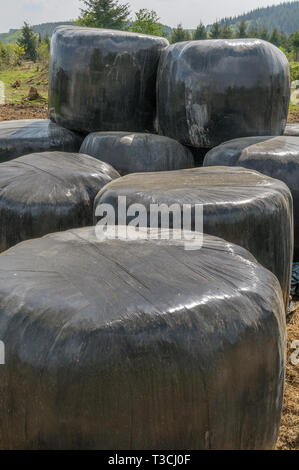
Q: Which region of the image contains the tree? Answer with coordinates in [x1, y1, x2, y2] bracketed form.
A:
[0, 42, 8, 66]
[221, 24, 233, 39]
[17, 22, 38, 62]
[77, 0, 130, 30]
[279, 31, 289, 50]
[193, 22, 207, 40]
[270, 28, 280, 47]
[37, 39, 50, 63]
[291, 30, 299, 61]
[259, 27, 269, 41]
[236, 21, 247, 38]
[247, 26, 259, 38]
[129, 9, 163, 36]
[170, 24, 191, 44]
[43, 35, 51, 51]
[210, 22, 222, 39]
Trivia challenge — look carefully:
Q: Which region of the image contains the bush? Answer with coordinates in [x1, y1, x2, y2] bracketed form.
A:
[290, 62, 299, 81]
[0, 43, 24, 67]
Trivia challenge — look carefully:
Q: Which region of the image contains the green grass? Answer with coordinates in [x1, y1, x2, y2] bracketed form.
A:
[0, 62, 48, 104]
[289, 102, 299, 113]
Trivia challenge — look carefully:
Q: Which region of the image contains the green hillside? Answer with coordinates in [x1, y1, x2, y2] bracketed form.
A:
[0, 22, 72, 44]
[0, 29, 22, 45]
[212, 1, 299, 35]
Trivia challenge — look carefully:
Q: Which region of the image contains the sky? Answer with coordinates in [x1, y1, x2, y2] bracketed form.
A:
[0, 0, 296, 33]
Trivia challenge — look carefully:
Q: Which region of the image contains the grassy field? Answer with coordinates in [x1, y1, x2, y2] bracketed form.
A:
[0, 61, 48, 105]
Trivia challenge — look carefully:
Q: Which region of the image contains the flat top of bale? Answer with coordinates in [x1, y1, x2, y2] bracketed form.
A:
[0, 226, 281, 338]
[208, 136, 299, 159]
[54, 25, 169, 43]
[0, 119, 76, 140]
[97, 166, 290, 205]
[0, 119, 47, 130]
[0, 152, 119, 202]
[165, 38, 283, 53]
[284, 124, 299, 136]
[83, 132, 187, 145]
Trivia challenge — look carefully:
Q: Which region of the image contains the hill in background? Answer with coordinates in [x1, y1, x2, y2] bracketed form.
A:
[0, 22, 73, 44]
[0, 20, 172, 44]
[211, 1, 299, 35]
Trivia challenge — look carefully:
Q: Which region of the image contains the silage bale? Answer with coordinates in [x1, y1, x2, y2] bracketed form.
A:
[157, 39, 290, 148]
[49, 26, 169, 134]
[94, 166, 293, 309]
[0, 151, 119, 252]
[0, 119, 83, 163]
[80, 132, 194, 175]
[204, 136, 299, 259]
[284, 123, 299, 136]
[0, 226, 286, 449]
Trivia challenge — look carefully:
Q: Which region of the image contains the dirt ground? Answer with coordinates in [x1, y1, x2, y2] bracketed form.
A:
[0, 104, 298, 124]
[288, 109, 299, 123]
[276, 304, 299, 450]
[0, 103, 47, 121]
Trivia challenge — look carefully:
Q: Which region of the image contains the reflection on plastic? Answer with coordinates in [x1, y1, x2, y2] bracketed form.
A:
[0, 81, 4, 105]
[291, 81, 299, 105]
[0, 341, 4, 365]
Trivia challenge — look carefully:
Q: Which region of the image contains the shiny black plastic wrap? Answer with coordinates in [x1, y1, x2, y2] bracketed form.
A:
[0, 226, 286, 449]
[49, 26, 169, 133]
[95, 167, 293, 309]
[0, 151, 119, 251]
[0, 119, 83, 162]
[284, 123, 299, 136]
[204, 136, 299, 259]
[157, 39, 290, 148]
[80, 132, 195, 175]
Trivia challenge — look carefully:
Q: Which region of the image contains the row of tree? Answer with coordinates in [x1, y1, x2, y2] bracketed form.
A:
[76, 0, 299, 60]
[2, 0, 299, 65]
[177, 21, 299, 59]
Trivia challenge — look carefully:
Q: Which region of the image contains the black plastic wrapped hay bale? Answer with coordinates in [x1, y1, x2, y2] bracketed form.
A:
[49, 26, 169, 134]
[204, 136, 299, 259]
[0, 226, 286, 449]
[94, 167, 293, 310]
[0, 151, 119, 252]
[157, 39, 290, 148]
[284, 123, 299, 136]
[0, 119, 83, 163]
[80, 132, 195, 175]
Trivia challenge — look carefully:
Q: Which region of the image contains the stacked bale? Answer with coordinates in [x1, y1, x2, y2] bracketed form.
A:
[0, 227, 286, 449]
[0, 151, 119, 252]
[94, 166, 293, 309]
[157, 39, 290, 153]
[49, 26, 169, 133]
[203, 136, 299, 258]
[0, 25, 290, 450]
[0, 119, 83, 163]
[80, 132, 195, 175]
